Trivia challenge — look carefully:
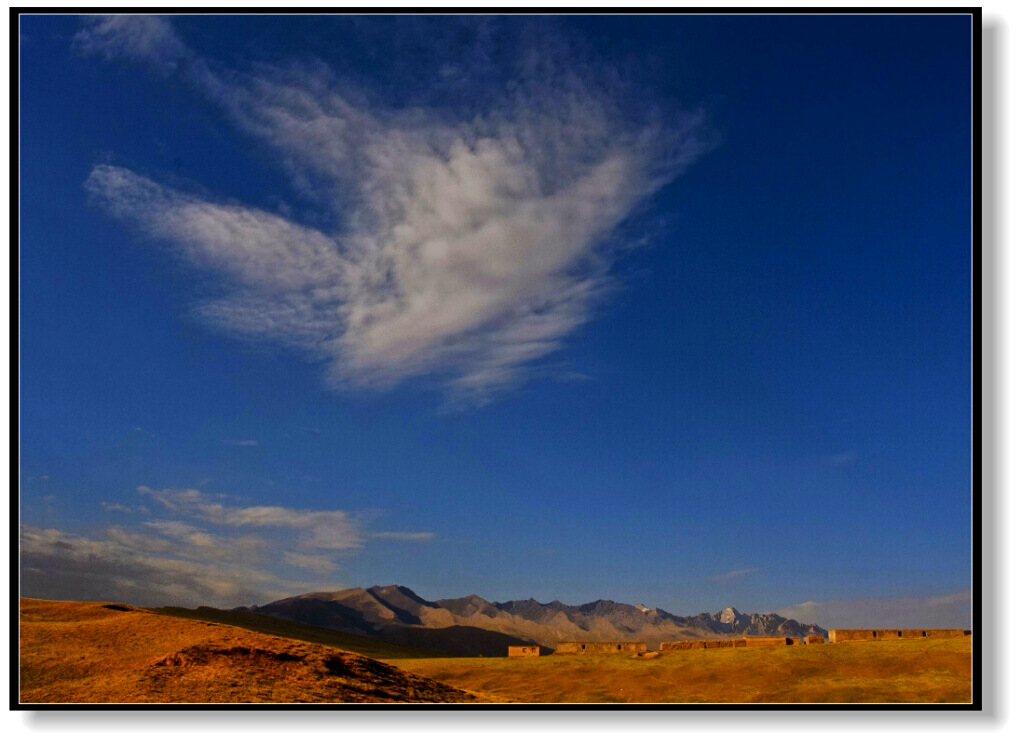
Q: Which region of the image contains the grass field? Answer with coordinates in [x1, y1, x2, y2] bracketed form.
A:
[389, 638, 973, 704]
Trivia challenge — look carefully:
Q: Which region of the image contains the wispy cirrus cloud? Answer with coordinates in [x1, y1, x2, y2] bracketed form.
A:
[79, 15, 712, 404]
[138, 485, 365, 551]
[73, 15, 188, 72]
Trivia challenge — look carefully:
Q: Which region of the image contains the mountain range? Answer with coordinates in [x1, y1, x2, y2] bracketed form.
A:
[239, 585, 828, 657]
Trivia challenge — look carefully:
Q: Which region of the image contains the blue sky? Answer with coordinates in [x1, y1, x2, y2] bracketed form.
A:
[18, 14, 973, 627]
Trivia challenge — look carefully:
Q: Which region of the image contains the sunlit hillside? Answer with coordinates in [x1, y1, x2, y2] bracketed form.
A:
[19, 598, 485, 704]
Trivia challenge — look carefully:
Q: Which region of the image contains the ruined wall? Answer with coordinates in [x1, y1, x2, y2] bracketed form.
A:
[660, 641, 699, 651]
[507, 646, 540, 657]
[804, 635, 825, 645]
[660, 636, 800, 650]
[744, 636, 798, 647]
[828, 629, 875, 642]
[554, 641, 646, 655]
[925, 629, 969, 639]
[660, 639, 747, 651]
[829, 628, 970, 643]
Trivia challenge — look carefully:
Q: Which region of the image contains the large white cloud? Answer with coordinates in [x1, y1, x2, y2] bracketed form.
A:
[81, 16, 711, 402]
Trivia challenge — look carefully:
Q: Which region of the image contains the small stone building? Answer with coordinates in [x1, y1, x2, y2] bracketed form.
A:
[803, 635, 826, 645]
[507, 645, 540, 658]
[554, 641, 646, 655]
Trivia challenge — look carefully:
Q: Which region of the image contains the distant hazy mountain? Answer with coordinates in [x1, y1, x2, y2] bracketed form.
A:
[241, 585, 827, 656]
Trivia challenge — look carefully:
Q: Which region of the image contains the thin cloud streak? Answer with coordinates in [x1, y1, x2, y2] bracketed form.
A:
[708, 567, 758, 583]
[369, 531, 435, 541]
[101, 501, 149, 514]
[138, 485, 365, 551]
[80, 16, 712, 403]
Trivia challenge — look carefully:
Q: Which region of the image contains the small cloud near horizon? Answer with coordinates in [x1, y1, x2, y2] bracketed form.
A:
[18, 485, 436, 607]
[778, 592, 971, 629]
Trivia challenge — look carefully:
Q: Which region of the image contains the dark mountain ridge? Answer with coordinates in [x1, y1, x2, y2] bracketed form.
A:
[242, 585, 827, 656]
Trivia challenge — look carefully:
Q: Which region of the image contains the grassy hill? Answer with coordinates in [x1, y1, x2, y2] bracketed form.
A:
[152, 606, 443, 660]
[19, 598, 484, 703]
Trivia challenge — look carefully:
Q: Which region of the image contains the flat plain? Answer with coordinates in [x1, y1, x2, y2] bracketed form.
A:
[388, 639, 973, 704]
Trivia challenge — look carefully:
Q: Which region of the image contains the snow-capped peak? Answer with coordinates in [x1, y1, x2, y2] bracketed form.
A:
[718, 606, 740, 624]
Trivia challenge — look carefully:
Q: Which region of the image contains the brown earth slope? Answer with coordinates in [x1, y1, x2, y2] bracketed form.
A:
[19, 598, 484, 704]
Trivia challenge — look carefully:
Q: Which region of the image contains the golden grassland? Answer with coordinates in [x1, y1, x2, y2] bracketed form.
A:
[20, 597, 972, 704]
[19, 598, 486, 704]
[389, 638, 973, 704]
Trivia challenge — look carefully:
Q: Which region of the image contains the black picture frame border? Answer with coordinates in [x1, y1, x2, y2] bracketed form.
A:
[7, 5, 984, 713]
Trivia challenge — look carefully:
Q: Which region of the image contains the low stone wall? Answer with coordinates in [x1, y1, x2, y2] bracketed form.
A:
[828, 629, 874, 642]
[660, 639, 747, 651]
[507, 645, 540, 657]
[554, 641, 646, 655]
[660, 636, 801, 650]
[925, 629, 969, 639]
[661, 641, 699, 651]
[744, 636, 798, 647]
[804, 635, 825, 645]
[829, 628, 970, 643]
